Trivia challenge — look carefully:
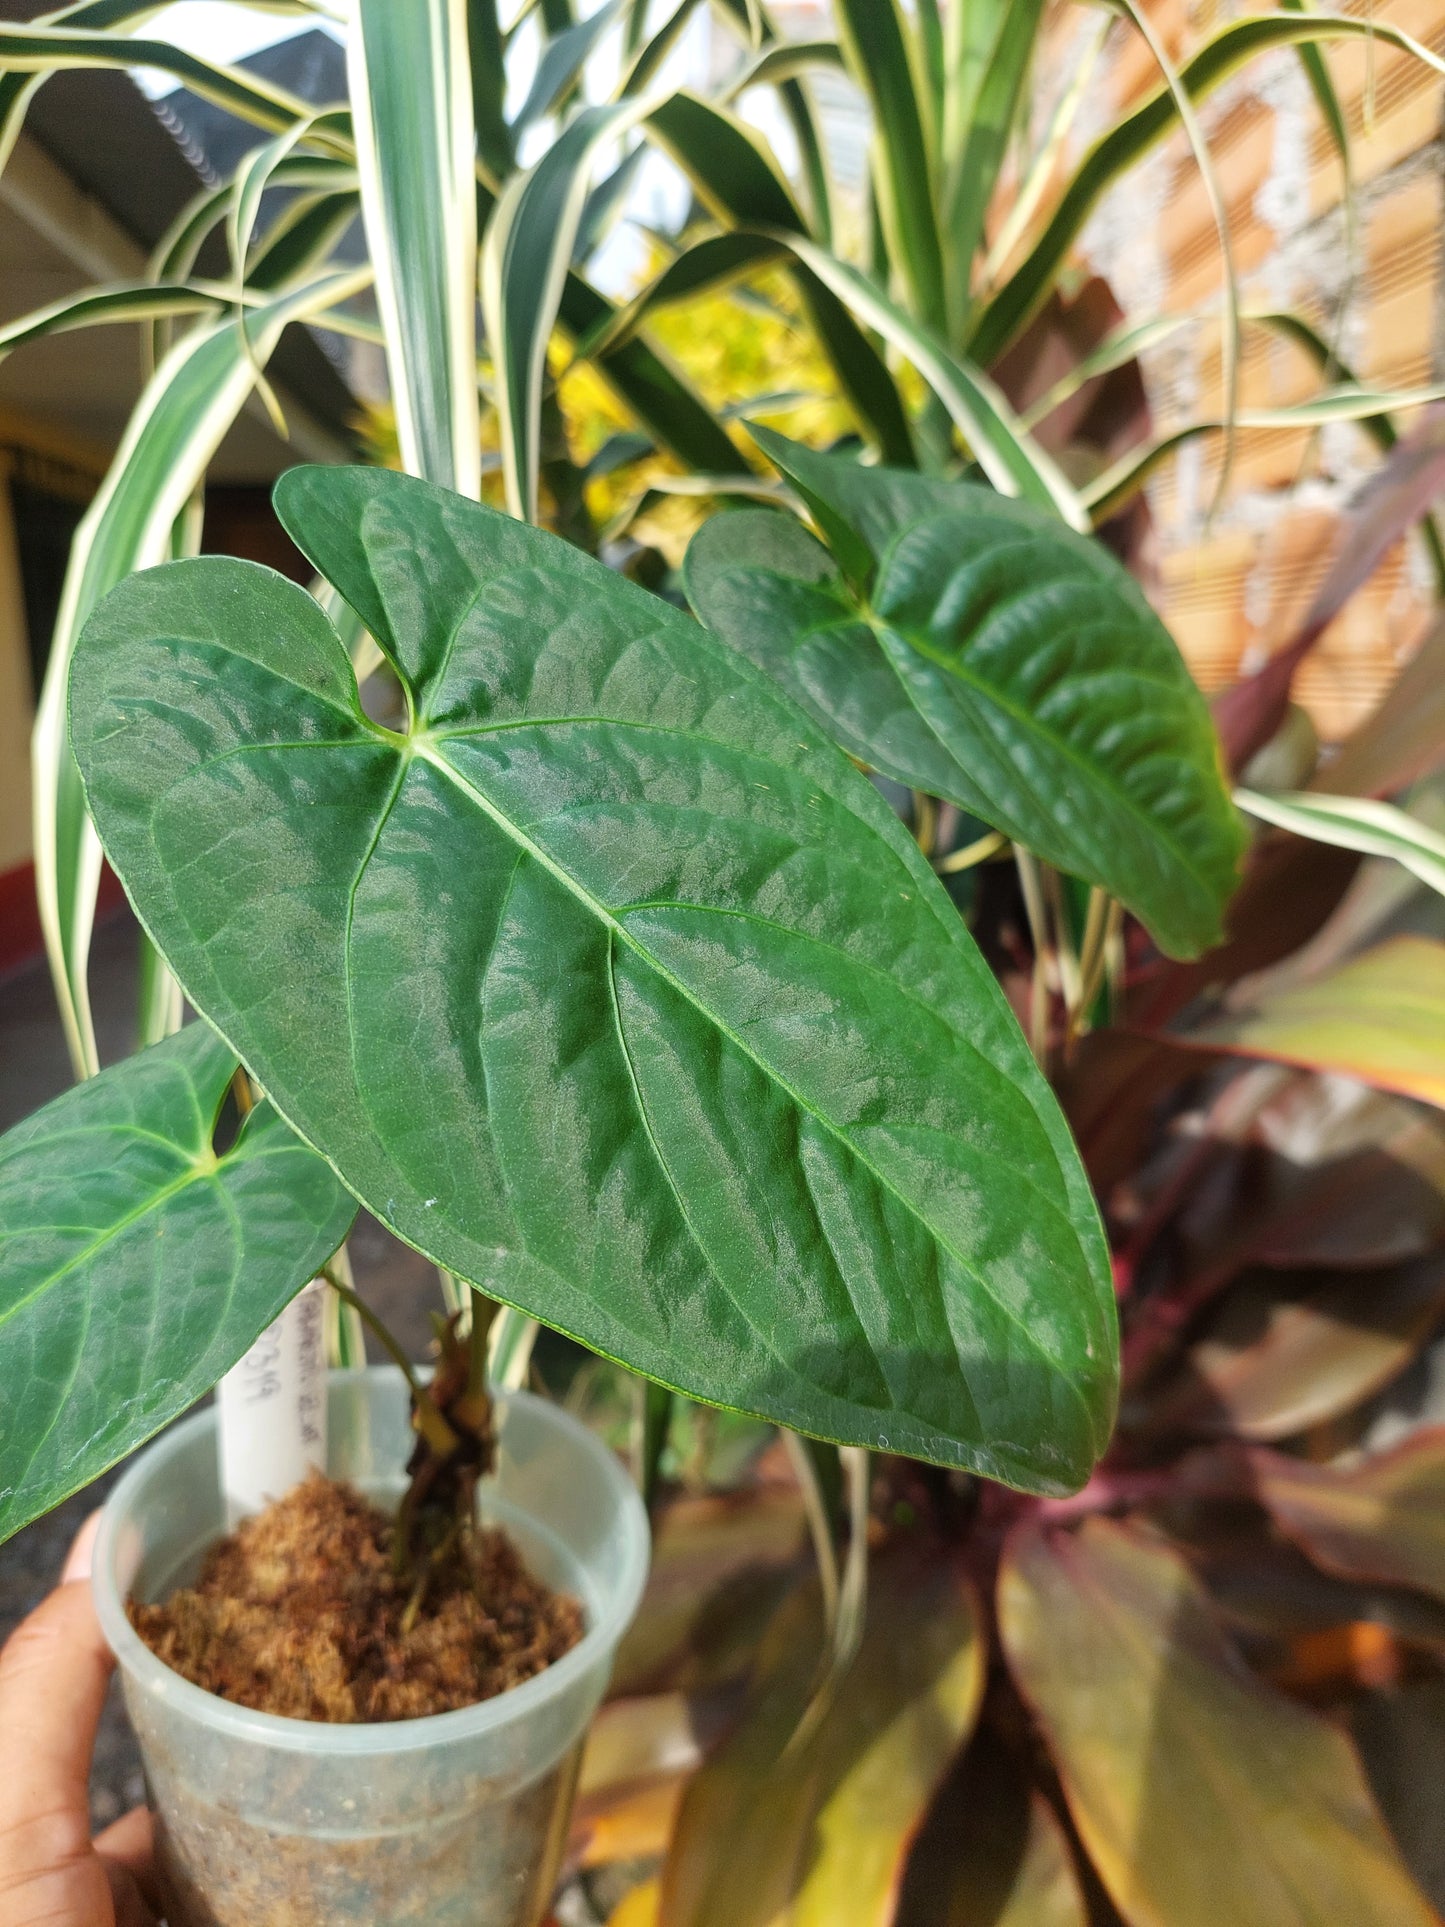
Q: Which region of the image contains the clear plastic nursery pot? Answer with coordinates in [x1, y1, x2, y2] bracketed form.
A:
[93, 1366, 651, 1927]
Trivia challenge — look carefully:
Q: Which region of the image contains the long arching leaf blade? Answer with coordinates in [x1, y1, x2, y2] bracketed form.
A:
[1183, 937, 1445, 1110]
[558, 269, 749, 476]
[971, 11, 1445, 366]
[644, 94, 914, 464]
[31, 267, 371, 1078]
[0, 22, 332, 151]
[1000, 1517, 1436, 1927]
[0, 281, 230, 357]
[832, 0, 945, 330]
[484, 99, 654, 521]
[1236, 790, 1445, 901]
[941, 0, 1043, 336]
[772, 234, 1086, 525]
[350, 0, 480, 496]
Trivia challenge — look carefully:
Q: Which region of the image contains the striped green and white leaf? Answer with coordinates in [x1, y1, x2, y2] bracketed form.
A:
[1237, 789, 1445, 901]
[0, 20, 332, 169]
[0, 1022, 356, 1544]
[149, 155, 358, 288]
[594, 210, 1078, 522]
[1019, 311, 1198, 430]
[556, 269, 749, 477]
[579, 230, 787, 354]
[1086, 382, 1445, 521]
[0, 282, 235, 359]
[832, 0, 944, 331]
[940, 0, 1044, 335]
[70, 464, 1118, 1492]
[227, 109, 352, 296]
[642, 92, 914, 465]
[350, 0, 479, 495]
[619, 0, 707, 99]
[753, 233, 1086, 527]
[514, 0, 626, 133]
[484, 98, 656, 520]
[720, 37, 844, 101]
[31, 266, 371, 1079]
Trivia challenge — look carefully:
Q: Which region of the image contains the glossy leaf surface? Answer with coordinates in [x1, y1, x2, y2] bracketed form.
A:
[999, 1516, 1435, 1927]
[0, 1024, 355, 1543]
[659, 1556, 984, 1927]
[686, 437, 1243, 958]
[1188, 938, 1445, 1110]
[71, 466, 1116, 1492]
[1252, 1430, 1445, 1604]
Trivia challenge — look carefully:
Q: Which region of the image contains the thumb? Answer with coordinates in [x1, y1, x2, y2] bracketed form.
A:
[0, 1517, 118, 1926]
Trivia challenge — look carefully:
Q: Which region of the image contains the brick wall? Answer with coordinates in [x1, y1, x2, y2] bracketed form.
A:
[1042, 0, 1445, 739]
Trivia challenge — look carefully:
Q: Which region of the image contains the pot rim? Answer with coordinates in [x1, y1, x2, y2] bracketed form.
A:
[92, 1368, 651, 1755]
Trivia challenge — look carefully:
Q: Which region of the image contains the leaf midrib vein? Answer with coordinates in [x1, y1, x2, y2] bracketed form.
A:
[869, 590, 1220, 901]
[0, 1161, 212, 1332]
[615, 896, 1076, 1226]
[411, 739, 1092, 1407]
[601, 930, 819, 1393]
[739, 552, 1220, 906]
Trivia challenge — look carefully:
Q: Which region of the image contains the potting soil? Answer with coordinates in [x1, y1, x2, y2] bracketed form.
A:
[129, 1471, 583, 1721]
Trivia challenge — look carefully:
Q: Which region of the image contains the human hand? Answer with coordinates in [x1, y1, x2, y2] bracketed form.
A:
[0, 1512, 157, 1926]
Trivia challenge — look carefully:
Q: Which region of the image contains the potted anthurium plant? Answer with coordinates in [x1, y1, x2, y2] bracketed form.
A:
[6, 0, 1445, 1918]
[0, 428, 1242, 1923]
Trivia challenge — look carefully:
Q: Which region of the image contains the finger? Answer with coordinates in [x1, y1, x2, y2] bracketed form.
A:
[61, 1510, 103, 1586]
[97, 1809, 159, 1926]
[0, 1579, 115, 1913]
[108, 1870, 156, 1927]
[0, 1572, 114, 1857]
[94, 1807, 154, 1883]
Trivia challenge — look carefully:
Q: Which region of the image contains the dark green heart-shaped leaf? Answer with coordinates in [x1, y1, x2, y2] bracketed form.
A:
[684, 430, 1245, 959]
[0, 1023, 355, 1543]
[70, 465, 1116, 1493]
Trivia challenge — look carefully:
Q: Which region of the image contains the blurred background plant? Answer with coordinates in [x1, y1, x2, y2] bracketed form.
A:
[2, 0, 1445, 1920]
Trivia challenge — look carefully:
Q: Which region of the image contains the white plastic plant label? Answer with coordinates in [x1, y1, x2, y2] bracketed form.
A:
[218, 1277, 328, 1526]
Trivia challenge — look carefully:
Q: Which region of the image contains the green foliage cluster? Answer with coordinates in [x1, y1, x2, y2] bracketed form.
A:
[1, 1, 1444, 1921]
